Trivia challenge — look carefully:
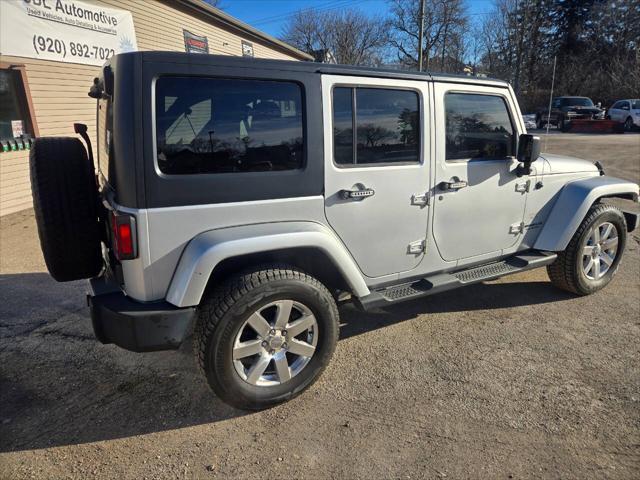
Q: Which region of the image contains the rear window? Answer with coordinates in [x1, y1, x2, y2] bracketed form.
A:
[97, 96, 112, 182]
[561, 97, 594, 107]
[155, 77, 304, 175]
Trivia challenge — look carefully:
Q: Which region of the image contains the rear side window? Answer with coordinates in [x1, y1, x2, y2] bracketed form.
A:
[445, 93, 515, 161]
[155, 77, 304, 175]
[332, 87, 420, 166]
[97, 97, 112, 182]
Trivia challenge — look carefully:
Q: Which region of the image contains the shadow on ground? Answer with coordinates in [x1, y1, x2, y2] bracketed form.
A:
[0, 272, 574, 453]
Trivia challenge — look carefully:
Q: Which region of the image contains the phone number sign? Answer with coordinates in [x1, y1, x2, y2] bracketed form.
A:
[0, 0, 137, 66]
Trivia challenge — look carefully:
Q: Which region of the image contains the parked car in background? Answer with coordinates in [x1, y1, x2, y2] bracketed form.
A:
[522, 114, 537, 130]
[606, 99, 640, 131]
[536, 96, 604, 131]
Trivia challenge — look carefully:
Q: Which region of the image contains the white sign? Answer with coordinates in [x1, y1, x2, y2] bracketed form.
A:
[0, 0, 137, 66]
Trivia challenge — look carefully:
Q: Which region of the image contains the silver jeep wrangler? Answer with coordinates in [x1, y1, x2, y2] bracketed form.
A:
[30, 52, 639, 410]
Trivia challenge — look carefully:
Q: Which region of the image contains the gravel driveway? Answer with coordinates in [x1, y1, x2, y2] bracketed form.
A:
[1, 133, 639, 479]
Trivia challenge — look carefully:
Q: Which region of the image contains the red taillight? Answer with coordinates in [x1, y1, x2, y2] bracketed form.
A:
[111, 212, 137, 260]
[117, 223, 133, 256]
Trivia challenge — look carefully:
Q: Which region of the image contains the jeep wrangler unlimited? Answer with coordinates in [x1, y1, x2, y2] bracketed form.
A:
[30, 52, 639, 410]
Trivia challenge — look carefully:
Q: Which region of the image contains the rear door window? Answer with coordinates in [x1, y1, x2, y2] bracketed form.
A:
[155, 77, 304, 175]
[332, 86, 420, 166]
[445, 93, 515, 161]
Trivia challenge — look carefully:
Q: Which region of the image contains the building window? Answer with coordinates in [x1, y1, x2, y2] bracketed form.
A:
[155, 76, 304, 175]
[445, 93, 514, 161]
[332, 86, 420, 166]
[0, 65, 37, 147]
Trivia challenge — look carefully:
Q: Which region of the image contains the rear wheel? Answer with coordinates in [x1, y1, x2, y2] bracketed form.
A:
[29, 137, 103, 281]
[624, 116, 634, 131]
[194, 265, 339, 410]
[547, 204, 627, 295]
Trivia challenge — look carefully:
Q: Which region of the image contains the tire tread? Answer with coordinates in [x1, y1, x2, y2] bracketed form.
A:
[547, 203, 626, 295]
[194, 265, 336, 376]
[29, 137, 102, 281]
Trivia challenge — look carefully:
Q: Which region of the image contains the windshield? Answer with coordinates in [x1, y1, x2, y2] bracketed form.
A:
[562, 97, 594, 107]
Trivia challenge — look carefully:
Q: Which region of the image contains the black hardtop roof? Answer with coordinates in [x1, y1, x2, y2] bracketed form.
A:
[116, 51, 510, 88]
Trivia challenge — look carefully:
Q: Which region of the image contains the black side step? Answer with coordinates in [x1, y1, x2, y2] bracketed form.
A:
[357, 250, 557, 311]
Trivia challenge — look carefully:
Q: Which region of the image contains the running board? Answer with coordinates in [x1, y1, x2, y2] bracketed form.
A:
[357, 250, 557, 311]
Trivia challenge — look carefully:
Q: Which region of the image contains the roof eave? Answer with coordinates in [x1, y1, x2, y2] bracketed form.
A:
[176, 0, 313, 61]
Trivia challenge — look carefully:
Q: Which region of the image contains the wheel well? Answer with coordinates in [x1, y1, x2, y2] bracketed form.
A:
[204, 248, 353, 297]
[598, 193, 638, 202]
[595, 195, 639, 231]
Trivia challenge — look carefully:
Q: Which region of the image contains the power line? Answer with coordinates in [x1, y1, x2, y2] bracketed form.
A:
[250, 0, 353, 27]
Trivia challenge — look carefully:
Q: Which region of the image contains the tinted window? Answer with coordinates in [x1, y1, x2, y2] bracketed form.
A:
[156, 77, 303, 175]
[612, 101, 623, 109]
[562, 97, 594, 107]
[333, 87, 420, 165]
[445, 93, 514, 161]
[633, 100, 640, 109]
[97, 97, 113, 182]
[333, 87, 353, 165]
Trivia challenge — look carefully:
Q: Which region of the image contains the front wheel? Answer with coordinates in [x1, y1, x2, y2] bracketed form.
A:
[558, 117, 569, 132]
[194, 266, 339, 410]
[547, 204, 627, 295]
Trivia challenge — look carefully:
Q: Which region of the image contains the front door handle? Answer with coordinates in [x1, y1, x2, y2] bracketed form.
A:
[439, 180, 468, 191]
[340, 187, 375, 200]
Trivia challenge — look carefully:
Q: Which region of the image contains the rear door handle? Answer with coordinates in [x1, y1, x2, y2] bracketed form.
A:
[439, 180, 468, 191]
[340, 187, 375, 200]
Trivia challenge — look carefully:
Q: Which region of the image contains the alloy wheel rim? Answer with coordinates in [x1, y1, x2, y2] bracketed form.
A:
[232, 300, 318, 386]
[582, 221, 618, 280]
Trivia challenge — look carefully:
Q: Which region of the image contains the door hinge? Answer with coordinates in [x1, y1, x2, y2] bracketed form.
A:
[515, 180, 531, 193]
[407, 239, 426, 254]
[411, 192, 429, 206]
[509, 222, 524, 234]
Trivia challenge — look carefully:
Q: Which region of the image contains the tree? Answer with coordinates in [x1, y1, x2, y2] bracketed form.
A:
[357, 124, 394, 147]
[387, 0, 468, 71]
[281, 9, 389, 66]
[475, 0, 639, 111]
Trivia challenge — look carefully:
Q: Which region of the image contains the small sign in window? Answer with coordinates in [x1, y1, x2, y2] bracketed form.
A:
[183, 30, 209, 54]
[11, 120, 24, 138]
[241, 40, 254, 57]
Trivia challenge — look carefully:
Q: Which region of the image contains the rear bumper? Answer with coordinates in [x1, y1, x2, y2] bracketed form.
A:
[88, 278, 196, 353]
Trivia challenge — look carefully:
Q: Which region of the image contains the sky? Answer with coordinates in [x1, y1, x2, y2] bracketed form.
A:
[221, 0, 496, 40]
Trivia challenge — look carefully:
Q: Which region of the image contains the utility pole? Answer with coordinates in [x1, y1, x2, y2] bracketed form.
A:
[418, 0, 425, 71]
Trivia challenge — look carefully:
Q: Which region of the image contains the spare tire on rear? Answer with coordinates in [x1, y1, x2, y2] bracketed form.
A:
[30, 137, 103, 281]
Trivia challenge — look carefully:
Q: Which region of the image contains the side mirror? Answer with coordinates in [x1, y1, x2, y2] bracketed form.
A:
[516, 134, 541, 176]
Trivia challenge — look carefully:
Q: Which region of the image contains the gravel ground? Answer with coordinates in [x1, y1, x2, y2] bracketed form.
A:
[1, 133, 639, 479]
